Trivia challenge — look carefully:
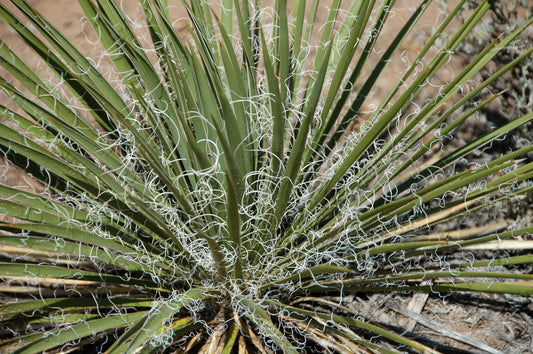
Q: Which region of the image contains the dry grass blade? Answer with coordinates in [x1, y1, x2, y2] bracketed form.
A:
[387, 302, 503, 354]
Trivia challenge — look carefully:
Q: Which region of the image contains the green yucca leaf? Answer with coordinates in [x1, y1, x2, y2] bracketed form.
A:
[240, 298, 299, 354]
[266, 299, 430, 352]
[0, 225, 134, 254]
[0, 297, 152, 322]
[14, 311, 148, 354]
[221, 322, 240, 353]
[0, 262, 158, 288]
[273, 38, 334, 227]
[0, 0, 532, 352]
[107, 288, 210, 352]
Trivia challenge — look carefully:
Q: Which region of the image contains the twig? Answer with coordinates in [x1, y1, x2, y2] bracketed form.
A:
[388, 301, 503, 354]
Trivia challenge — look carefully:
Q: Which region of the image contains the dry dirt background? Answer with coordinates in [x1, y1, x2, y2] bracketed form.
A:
[0, 0, 532, 352]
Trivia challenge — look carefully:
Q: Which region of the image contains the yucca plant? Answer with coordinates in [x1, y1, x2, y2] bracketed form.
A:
[0, 0, 532, 352]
